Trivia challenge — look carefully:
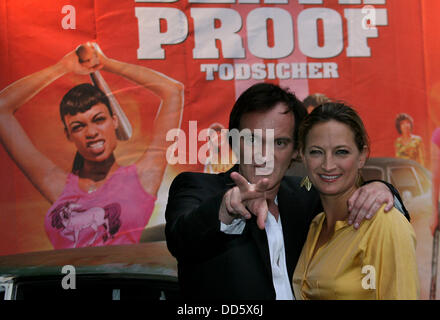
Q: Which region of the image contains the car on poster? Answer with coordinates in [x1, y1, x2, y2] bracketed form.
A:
[0, 242, 180, 300]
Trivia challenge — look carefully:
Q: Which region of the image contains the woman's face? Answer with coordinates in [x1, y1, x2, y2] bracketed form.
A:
[400, 119, 412, 136]
[302, 120, 367, 198]
[64, 103, 118, 163]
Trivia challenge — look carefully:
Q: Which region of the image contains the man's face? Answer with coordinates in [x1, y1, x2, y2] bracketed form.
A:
[238, 103, 297, 195]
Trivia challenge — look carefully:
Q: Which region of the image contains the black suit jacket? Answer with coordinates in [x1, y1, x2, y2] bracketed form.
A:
[165, 165, 322, 300]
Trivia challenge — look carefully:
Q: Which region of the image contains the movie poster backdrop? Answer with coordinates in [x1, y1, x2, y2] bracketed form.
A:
[1, 0, 439, 299]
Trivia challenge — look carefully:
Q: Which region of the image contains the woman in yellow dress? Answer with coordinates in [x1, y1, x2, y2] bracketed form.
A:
[292, 103, 419, 300]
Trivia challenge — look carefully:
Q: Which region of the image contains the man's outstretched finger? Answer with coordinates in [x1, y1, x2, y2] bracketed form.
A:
[253, 199, 268, 230]
[245, 197, 268, 230]
[254, 178, 270, 193]
[230, 172, 269, 202]
[230, 172, 251, 191]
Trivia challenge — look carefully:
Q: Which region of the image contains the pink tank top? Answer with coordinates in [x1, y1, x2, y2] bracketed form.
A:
[44, 165, 156, 249]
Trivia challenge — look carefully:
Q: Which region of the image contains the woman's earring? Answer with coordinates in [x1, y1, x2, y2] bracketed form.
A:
[300, 176, 313, 191]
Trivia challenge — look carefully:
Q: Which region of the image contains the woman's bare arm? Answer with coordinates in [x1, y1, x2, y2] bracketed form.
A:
[0, 49, 100, 203]
[95, 46, 184, 196]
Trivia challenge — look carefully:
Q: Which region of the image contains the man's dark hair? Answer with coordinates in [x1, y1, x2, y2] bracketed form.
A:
[228, 83, 307, 150]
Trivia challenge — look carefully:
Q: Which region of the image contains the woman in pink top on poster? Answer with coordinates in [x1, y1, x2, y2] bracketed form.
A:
[431, 128, 440, 235]
[0, 43, 184, 249]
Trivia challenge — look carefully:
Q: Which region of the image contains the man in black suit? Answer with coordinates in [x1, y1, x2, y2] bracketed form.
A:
[165, 83, 407, 300]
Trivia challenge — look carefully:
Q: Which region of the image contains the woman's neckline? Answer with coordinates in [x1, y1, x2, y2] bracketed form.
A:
[73, 164, 130, 194]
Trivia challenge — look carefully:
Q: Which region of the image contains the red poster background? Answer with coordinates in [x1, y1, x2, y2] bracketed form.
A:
[0, 0, 439, 299]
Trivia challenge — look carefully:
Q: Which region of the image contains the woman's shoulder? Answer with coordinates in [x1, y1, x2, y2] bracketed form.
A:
[356, 206, 416, 265]
[365, 205, 415, 238]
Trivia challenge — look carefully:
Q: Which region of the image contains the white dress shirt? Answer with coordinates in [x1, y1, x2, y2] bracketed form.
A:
[221, 197, 294, 300]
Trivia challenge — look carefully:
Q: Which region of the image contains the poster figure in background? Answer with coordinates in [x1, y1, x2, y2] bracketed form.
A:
[203, 122, 237, 174]
[0, 42, 184, 249]
[430, 128, 440, 299]
[430, 128, 440, 236]
[302, 93, 331, 114]
[394, 113, 425, 166]
[292, 103, 419, 299]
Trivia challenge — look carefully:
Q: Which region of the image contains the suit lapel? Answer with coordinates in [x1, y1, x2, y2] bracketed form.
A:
[247, 217, 272, 279]
[246, 179, 308, 287]
[222, 164, 273, 281]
